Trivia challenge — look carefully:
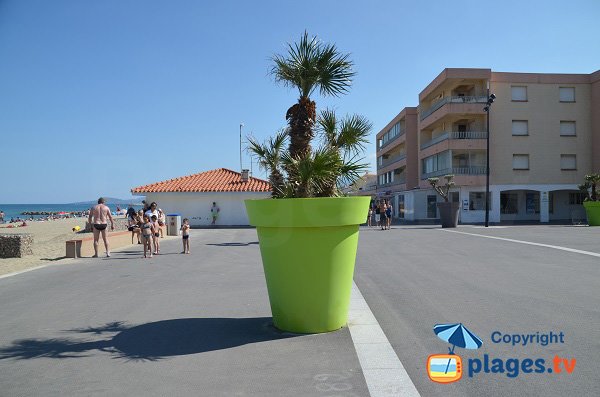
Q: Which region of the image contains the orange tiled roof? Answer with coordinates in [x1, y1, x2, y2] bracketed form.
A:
[131, 168, 271, 193]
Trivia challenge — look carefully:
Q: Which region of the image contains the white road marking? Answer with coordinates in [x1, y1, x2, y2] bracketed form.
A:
[348, 281, 421, 397]
[441, 229, 600, 258]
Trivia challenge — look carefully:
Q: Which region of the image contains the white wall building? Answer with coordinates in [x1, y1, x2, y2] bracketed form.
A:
[131, 168, 271, 227]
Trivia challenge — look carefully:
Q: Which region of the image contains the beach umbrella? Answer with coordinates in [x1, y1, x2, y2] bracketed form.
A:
[433, 323, 482, 374]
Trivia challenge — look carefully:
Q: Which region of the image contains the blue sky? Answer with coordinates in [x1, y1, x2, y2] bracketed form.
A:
[1, 0, 598, 203]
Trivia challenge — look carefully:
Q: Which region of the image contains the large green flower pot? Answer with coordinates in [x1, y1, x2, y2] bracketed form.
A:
[245, 197, 370, 333]
[583, 201, 600, 226]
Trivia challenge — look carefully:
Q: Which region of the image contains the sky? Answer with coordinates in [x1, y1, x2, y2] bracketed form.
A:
[0, 0, 599, 203]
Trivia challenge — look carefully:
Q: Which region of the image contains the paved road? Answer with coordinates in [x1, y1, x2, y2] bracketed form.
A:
[1, 225, 598, 396]
[0, 230, 369, 397]
[354, 225, 599, 397]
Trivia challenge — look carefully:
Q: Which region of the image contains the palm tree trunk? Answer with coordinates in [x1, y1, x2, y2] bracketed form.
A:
[285, 97, 316, 198]
[286, 97, 316, 159]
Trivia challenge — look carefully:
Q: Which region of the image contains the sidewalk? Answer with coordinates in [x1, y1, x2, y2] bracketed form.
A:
[0, 229, 372, 396]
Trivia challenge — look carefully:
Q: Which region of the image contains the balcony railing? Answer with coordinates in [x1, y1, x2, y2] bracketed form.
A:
[420, 96, 488, 121]
[420, 131, 488, 149]
[379, 129, 405, 150]
[379, 153, 407, 168]
[377, 177, 406, 188]
[421, 166, 487, 179]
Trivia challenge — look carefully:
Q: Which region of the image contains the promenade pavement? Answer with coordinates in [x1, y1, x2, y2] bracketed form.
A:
[0, 225, 598, 396]
[0, 230, 370, 397]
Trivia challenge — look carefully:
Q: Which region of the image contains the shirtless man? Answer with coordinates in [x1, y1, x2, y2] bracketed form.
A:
[88, 197, 115, 257]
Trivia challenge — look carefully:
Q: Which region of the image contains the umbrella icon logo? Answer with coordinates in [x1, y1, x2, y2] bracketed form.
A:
[427, 323, 483, 384]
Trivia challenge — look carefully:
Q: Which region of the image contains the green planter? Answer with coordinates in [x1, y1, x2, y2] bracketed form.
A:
[245, 197, 370, 333]
[583, 201, 600, 226]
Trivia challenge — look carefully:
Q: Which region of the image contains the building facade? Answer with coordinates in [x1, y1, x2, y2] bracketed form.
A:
[376, 68, 600, 223]
[131, 168, 271, 226]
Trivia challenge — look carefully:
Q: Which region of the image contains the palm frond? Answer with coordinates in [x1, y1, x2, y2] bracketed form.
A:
[271, 31, 355, 99]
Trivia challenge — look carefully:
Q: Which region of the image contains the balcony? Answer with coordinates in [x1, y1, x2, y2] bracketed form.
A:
[379, 153, 407, 169]
[420, 131, 488, 150]
[421, 166, 487, 179]
[379, 128, 405, 150]
[420, 96, 488, 121]
[378, 177, 406, 188]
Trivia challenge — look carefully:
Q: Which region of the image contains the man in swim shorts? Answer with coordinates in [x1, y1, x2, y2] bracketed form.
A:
[88, 197, 115, 257]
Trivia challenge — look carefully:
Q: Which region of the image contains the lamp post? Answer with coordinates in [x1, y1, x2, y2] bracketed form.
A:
[483, 86, 496, 227]
[239, 123, 244, 172]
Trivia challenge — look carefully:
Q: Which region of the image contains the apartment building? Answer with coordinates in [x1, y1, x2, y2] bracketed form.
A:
[376, 68, 600, 223]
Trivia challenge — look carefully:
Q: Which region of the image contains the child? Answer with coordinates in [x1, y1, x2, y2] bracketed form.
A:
[181, 218, 190, 254]
[141, 215, 153, 258]
[157, 208, 166, 238]
[151, 215, 160, 255]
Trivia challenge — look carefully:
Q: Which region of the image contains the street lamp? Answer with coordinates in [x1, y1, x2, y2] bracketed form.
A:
[239, 123, 244, 172]
[483, 87, 496, 227]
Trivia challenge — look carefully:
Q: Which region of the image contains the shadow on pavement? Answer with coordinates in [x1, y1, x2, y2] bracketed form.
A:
[205, 242, 259, 247]
[0, 317, 296, 362]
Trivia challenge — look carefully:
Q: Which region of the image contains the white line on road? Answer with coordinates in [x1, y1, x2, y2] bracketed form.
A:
[348, 281, 421, 397]
[441, 229, 600, 258]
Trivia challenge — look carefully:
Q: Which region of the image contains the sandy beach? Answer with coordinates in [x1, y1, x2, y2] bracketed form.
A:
[0, 217, 100, 276]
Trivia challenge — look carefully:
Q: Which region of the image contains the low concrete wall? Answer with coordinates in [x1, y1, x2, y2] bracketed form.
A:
[0, 234, 34, 258]
[66, 230, 171, 258]
[84, 217, 129, 233]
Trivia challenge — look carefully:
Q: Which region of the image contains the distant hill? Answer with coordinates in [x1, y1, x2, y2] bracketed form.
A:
[68, 197, 144, 205]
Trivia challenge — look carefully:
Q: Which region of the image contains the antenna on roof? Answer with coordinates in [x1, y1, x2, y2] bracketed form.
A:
[239, 123, 244, 172]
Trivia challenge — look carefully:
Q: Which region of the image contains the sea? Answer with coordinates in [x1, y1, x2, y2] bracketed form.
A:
[0, 203, 143, 221]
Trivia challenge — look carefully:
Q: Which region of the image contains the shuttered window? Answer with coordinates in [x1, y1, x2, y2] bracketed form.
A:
[513, 154, 529, 170]
[560, 121, 576, 136]
[511, 86, 527, 101]
[512, 120, 529, 136]
[560, 154, 576, 170]
[559, 87, 575, 102]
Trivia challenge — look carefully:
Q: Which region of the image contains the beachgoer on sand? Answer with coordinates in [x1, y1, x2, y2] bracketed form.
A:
[181, 218, 190, 254]
[211, 202, 220, 225]
[88, 197, 115, 257]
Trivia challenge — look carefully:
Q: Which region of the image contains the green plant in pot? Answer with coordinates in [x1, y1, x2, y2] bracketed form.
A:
[579, 172, 600, 226]
[428, 174, 460, 228]
[245, 32, 372, 333]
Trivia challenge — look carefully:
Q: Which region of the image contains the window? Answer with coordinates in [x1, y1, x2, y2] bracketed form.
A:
[469, 192, 491, 210]
[560, 154, 577, 170]
[378, 156, 383, 166]
[427, 195, 437, 218]
[511, 86, 527, 101]
[549, 192, 554, 214]
[501, 192, 519, 214]
[559, 87, 575, 102]
[422, 151, 450, 176]
[569, 192, 586, 205]
[525, 192, 540, 214]
[398, 195, 405, 219]
[513, 154, 529, 170]
[512, 120, 529, 136]
[560, 121, 576, 136]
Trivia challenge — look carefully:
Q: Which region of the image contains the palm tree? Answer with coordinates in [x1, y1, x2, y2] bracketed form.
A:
[316, 109, 372, 196]
[247, 130, 288, 198]
[271, 32, 355, 196]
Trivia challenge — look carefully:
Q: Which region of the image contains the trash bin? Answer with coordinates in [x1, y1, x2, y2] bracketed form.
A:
[166, 214, 181, 236]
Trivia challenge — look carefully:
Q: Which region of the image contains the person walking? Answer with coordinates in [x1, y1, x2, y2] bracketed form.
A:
[380, 201, 388, 230]
[386, 201, 392, 230]
[367, 207, 373, 227]
[211, 202, 220, 225]
[88, 197, 115, 257]
[140, 214, 154, 258]
[375, 203, 381, 229]
[181, 218, 191, 254]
